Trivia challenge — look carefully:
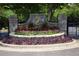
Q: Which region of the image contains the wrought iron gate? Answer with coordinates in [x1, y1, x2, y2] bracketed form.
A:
[67, 19, 79, 38]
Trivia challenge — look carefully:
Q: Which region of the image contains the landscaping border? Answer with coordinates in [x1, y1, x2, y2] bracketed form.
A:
[2, 32, 72, 45]
[0, 39, 75, 48]
[0, 32, 75, 52]
[9, 32, 65, 38]
[0, 39, 78, 52]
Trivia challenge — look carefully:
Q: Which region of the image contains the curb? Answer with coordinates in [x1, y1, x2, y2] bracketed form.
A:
[10, 32, 64, 38]
[0, 39, 78, 52]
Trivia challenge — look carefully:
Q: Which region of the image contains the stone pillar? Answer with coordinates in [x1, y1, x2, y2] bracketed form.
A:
[9, 16, 18, 33]
[58, 14, 67, 34]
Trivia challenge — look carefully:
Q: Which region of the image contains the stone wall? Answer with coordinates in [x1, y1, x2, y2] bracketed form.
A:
[47, 22, 58, 28]
[26, 14, 46, 30]
[58, 14, 67, 34]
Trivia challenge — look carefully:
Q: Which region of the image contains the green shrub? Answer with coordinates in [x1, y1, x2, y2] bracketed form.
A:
[15, 30, 58, 35]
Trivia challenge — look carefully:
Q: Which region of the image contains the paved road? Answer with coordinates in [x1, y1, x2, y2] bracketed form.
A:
[0, 47, 79, 56]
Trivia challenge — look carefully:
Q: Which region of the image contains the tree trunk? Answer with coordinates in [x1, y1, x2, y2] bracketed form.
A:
[48, 4, 53, 21]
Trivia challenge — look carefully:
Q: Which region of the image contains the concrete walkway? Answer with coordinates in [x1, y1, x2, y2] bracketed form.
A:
[0, 47, 79, 56]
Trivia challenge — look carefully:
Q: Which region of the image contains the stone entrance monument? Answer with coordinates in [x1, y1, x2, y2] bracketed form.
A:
[9, 16, 18, 33]
[58, 13, 67, 34]
[26, 14, 46, 30]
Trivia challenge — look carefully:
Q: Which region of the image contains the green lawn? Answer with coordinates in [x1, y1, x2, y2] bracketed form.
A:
[15, 30, 58, 36]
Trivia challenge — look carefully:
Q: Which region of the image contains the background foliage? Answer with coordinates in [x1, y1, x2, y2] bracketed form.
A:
[0, 3, 79, 28]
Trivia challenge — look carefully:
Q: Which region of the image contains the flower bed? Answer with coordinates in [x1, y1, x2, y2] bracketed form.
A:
[1, 32, 72, 45]
[10, 32, 64, 38]
[15, 30, 58, 36]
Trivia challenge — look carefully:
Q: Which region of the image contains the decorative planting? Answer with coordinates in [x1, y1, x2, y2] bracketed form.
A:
[15, 30, 59, 36]
[0, 14, 72, 45]
[1, 33, 72, 45]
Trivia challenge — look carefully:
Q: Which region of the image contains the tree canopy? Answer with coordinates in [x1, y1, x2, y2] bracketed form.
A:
[0, 3, 79, 22]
